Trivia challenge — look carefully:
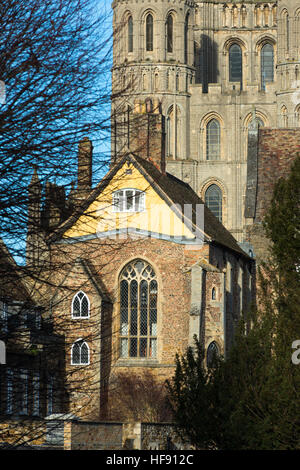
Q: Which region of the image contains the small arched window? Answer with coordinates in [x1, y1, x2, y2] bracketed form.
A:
[166, 14, 173, 53]
[229, 43, 242, 82]
[206, 341, 220, 368]
[71, 340, 90, 365]
[205, 184, 223, 222]
[206, 119, 220, 160]
[72, 291, 90, 318]
[261, 43, 274, 89]
[128, 16, 133, 53]
[212, 287, 216, 300]
[146, 14, 153, 51]
[120, 260, 157, 358]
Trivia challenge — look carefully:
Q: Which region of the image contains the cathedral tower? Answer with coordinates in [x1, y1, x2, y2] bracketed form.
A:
[111, 1, 300, 248]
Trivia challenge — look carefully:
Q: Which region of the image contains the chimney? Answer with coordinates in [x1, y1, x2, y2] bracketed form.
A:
[27, 166, 42, 266]
[78, 137, 93, 193]
[130, 99, 166, 173]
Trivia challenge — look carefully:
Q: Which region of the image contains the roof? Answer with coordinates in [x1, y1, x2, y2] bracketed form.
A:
[49, 153, 249, 258]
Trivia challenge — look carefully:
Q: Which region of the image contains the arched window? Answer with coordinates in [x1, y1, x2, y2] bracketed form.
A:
[261, 43, 274, 89]
[166, 14, 173, 53]
[71, 340, 90, 365]
[128, 16, 133, 53]
[146, 14, 153, 52]
[212, 287, 216, 300]
[281, 105, 288, 127]
[71, 291, 90, 318]
[206, 119, 220, 160]
[184, 14, 189, 64]
[167, 105, 181, 158]
[206, 341, 220, 368]
[120, 260, 157, 358]
[229, 44, 242, 82]
[205, 184, 222, 222]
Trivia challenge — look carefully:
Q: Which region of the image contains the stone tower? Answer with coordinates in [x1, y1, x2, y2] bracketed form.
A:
[111, 0, 300, 250]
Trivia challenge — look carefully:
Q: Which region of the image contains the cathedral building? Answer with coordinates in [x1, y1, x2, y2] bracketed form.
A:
[22, 0, 300, 422]
[111, 0, 300, 246]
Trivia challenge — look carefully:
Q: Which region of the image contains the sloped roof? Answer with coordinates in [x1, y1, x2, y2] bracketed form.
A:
[49, 153, 249, 258]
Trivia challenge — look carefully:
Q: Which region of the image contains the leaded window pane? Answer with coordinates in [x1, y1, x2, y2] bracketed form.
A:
[205, 184, 222, 222]
[120, 260, 157, 358]
[81, 343, 89, 364]
[72, 343, 81, 364]
[229, 44, 242, 82]
[72, 291, 90, 318]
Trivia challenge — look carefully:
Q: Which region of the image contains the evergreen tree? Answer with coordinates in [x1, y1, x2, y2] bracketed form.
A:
[167, 156, 300, 450]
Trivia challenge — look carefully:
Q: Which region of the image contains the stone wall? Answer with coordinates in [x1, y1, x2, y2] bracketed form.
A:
[246, 128, 300, 263]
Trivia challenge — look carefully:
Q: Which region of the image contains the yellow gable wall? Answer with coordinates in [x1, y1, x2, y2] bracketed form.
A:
[63, 162, 195, 240]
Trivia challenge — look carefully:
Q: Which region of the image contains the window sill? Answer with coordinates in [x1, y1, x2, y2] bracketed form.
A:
[116, 358, 160, 367]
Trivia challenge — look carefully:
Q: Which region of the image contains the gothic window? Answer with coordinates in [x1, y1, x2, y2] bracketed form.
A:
[119, 260, 158, 359]
[261, 43, 274, 89]
[113, 189, 145, 212]
[19, 369, 28, 415]
[206, 341, 220, 368]
[6, 369, 13, 414]
[212, 287, 216, 300]
[281, 10, 289, 54]
[205, 184, 222, 222]
[32, 373, 40, 416]
[146, 14, 153, 52]
[71, 340, 90, 365]
[72, 291, 90, 318]
[229, 44, 242, 82]
[184, 14, 189, 64]
[47, 376, 54, 415]
[206, 119, 220, 160]
[166, 14, 173, 53]
[128, 16, 133, 53]
[167, 105, 181, 158]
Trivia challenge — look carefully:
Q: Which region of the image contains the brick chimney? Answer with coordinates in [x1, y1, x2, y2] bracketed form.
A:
[78, 137, 93, 193]
[130, 99, 166, 173]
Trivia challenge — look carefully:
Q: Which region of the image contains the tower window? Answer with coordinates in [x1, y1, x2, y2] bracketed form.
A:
[206, 119, 220, 160]
[229, 44, 242, 82]
[72, 291, 90, 318]
[71, 340, 90, 365]
[146, 14, 153, 52]
[184, 14, 189, 64]
[261, 43, 274, 89]
[113, 189, 145, 212]
[166, 14, 173, 53]
[205, 184, 222, 222]
[128, 16, 133, 53]
[120, 260, 157, 359]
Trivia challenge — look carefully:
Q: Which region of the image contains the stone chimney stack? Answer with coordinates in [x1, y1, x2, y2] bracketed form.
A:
[78, 137, 93, 193]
